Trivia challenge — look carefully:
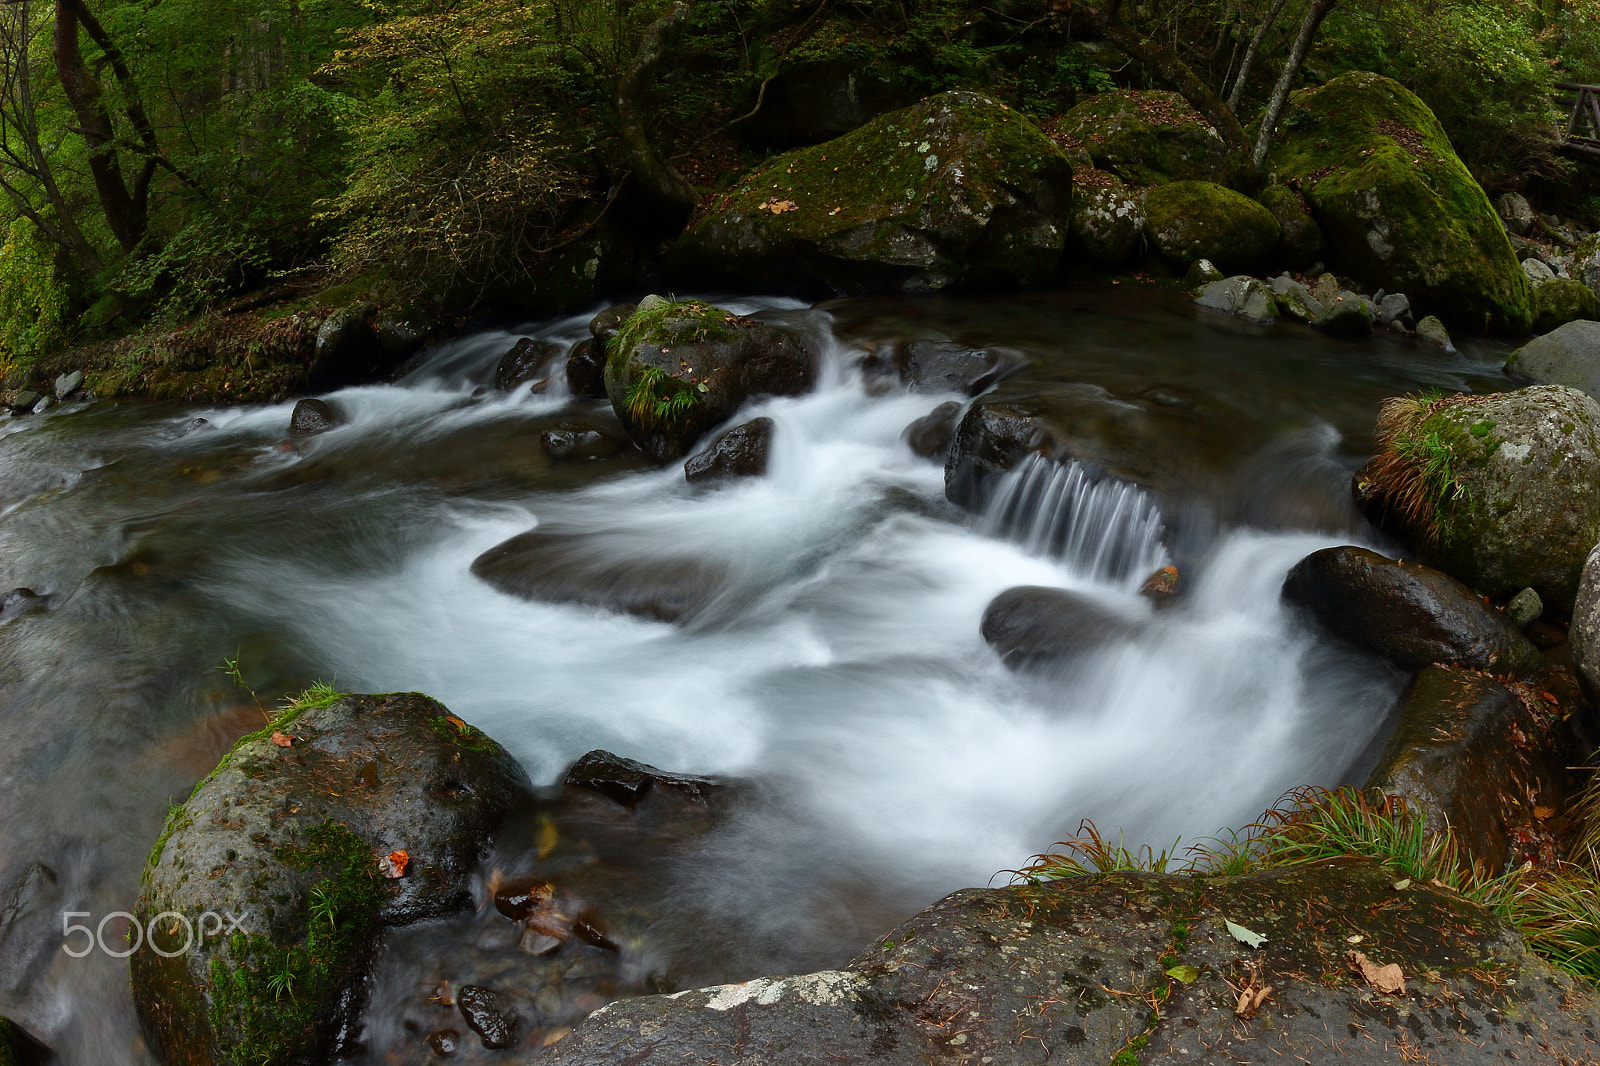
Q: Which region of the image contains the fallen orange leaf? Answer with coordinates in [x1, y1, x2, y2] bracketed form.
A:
[1349, 951, 1405, 994]
[381, 849, 409, 878]
[271, 732, 294, 748]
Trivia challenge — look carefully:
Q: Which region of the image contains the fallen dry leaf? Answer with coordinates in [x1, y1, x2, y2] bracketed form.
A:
[1535, 806, 1556, 820]
[271, 731, 294, 748]
[380, 849, 410, 878]
[1234, 983, 1272, 1018]
[1349, 950, 1405, 994]
[759, 198, 798, 214]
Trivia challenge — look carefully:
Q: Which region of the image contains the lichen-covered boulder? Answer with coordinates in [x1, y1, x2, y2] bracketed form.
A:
[1256, 184, 1323, 268]
[1571, 542, 1600, 698]
[1053, 89, 1232, 185]
[539, 865, 1600, 1066]
[1532, 278, 1600, 334]
[1507, 318, 1600, 400]
[1269, 72, 1531, 333]
[1195, 275, 1277, 324]
[1355, 385, 1600, 609]
[672, 92, 1072, 293]
[603, 297, 814, 461]
[1069, 175, 1145, 266]
[131, 693, 531, 1066]
[1143, 181, 1279, 275]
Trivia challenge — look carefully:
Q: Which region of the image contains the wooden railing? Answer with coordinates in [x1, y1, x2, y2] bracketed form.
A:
[1555, 82, 1600, 159]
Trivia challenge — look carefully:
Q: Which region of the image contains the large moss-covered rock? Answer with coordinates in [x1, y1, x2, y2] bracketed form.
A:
[1054, 89, 1233, 186]
[131, 693, 531, 1066]
[603, 297, 814, 461]
[672, 92, 1072, 293]
[1269, 72, 1531, 333]
[1532, 277, 1600, 333]
[1144, 181, 1280, 274]
[540, 864, 1600, 1066]
[1256, 183, 1323, 268]
[1355, 385, 1600, 610]
[1068, 176, 1145, 266]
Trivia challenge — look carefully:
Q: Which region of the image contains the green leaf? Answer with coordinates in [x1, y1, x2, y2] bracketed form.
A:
[1165, 964, 1200, 984]
[1224, 919, 1267, 948]
[1392, 878, 1412, 890]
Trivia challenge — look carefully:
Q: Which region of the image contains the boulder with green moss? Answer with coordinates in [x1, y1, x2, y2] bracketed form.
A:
[671, 92, 1072, 294]
[1269, 72, 1531, 333]
[1054, 89, 1233, 186]
[1354, 385, 1600, 610]
[131, 692, 531, 1066]
[1143, 181, 1279, 275]
[1069, 176, 1145, 266]
[1256, 184, 1323, 268]
[1532, 277, 1600, 333]
[603, 297, 815, 462]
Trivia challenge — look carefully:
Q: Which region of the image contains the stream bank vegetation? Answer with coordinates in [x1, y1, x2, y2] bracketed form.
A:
[0, 0, 1597, 395]
[1021, 784, 1600, 986]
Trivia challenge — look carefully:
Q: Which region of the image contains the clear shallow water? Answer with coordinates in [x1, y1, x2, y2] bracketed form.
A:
[0, 287, 1514, 1064]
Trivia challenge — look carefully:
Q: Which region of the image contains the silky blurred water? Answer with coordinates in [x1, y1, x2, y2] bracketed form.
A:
[0, 287, 1515, 1064]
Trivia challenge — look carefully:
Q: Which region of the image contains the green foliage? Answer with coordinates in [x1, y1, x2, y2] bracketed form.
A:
[624, 365, 702, 430]
[0, 216, 70, 373]
[113, 212, 272, 323]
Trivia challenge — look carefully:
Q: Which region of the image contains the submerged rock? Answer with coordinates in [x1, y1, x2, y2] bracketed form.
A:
[1143, 181, 1279, 275]
[980, 585, 1143, 667]
[539, 864, 1600, 1066]
[683, 417, 774, 483]
[540, 421, 630, 461]
[603, 298, 813, 462]
[1355, 385, 1600, 610]
[132, 693, 531, 1066]
[672, 92, 1073, 293]
[1366, 665, 1567, 869]
[897, 340, 1027, 395]
[1506, 318, 1600, 400]
[1281, 545, 1540, 676]
[902, 400, 962, 459]
[1269, 72, 1531, 333]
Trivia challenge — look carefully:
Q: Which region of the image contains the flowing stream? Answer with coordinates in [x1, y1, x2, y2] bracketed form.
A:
[0, 287, 1514, 1064]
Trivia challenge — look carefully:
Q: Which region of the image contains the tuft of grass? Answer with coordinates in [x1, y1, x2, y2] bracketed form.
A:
[1016, 820, 1182, 879]
[1362, 390, 1488, 543]
[623, 364, 702, 431]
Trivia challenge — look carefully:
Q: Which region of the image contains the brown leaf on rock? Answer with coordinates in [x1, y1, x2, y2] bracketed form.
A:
[380, 849, 410, 878]
[1349, 950, 1406, 994]
[271, 731, 295, 748]
[759, 198, 798, 214]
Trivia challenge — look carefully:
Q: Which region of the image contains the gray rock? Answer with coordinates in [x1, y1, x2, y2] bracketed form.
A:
[898, 340, 1027, 396]
[540, 421, 629, 461]
[1507, 586, 1543, 628]
[1281, 545, 1541, 676]
[540, 865, 1600, 1066]
[29, 395, 51, 415]
[1506, 319, 1600, 400]
[132, 693, 532, 1066]
[53, 370, 82, 399]
[1570, 541, 1600, 698]
[1268, 275, 1320, 321]
[1376, 291, 1411, 327]
[289, 397, 344, 436]
[683, 417, 774, 483]
[1070, 180, 1146, 266]
[1195, 276, 1277, 325]
[1498, 191, 1536, 235]
[1415, 314, 1456, 353]
[1312, 271, 1340, 303]
[10, 390, 37, 414]
[1310, 289, 1373, 338]
[1523, 257, 1556, 284]
[1184, 258, 1224, 287]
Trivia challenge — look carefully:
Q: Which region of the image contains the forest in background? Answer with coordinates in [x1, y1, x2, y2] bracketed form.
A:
[0, 0, 1597, 375]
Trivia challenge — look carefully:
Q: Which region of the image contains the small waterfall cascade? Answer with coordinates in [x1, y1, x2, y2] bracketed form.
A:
[979, 453, 1169, 585]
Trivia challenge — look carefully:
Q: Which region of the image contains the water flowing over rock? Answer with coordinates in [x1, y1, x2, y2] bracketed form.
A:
[671, 92, 1073, 294]
[981, 584, 1146, 667]
[538, 866, 1600, 1066]
[131, 693, 531, 1066]
[288, 398, 344, 436]
[683, 417, 774, 483]
[1282, 545, 1541, 677]
[493, 337, 564, 393]
[1269, 72, 1531, 333]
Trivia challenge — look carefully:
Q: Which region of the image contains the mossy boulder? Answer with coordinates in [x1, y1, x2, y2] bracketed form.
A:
[1256, 184, 1323, 268]
[1355, 386, 1600, 610]
[1269, 72, 1532, 333]
[603, 297, 815, 461]
[1143, 181, 1279, 275]
[1054, 89, 1233, 186]
[131, 692, 531, 1066]
[1069, 175, 1145, 266]
[1532, 277, 1600, 334]
[671, 92, 1073, 294]
[540, 865, 1600, 1065]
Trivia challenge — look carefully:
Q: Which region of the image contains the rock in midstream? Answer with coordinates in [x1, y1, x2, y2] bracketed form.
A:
[684, 417, 773, 483]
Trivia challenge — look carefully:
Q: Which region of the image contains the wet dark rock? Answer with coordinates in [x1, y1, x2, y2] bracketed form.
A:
[562, 750, 720, 811]
[1310, 290, 1374, 338]
[376, 312, 429, 360]
[494, 337, 564, 393]
[588, 303, 637, 346]
[566, 338, 607, 398]
[309, 304, 383, 391]
[1138, 565, 1180, 604]
[981, 586, 1144, 667]
[1282, 546, 1541, 677]
[605, 298, 814, 462]
[540, 421, 629, 461]
[288, 397, 345, 437]
[425, 1028, 461, 1056]
[470, 529, 725, 624]
[457, 985, 519, 1050]
[9, 391, 37, 414]
[132, 693, 532, 1066]
[897, 340, 1027, 396]
[539, 864, 1600, 1066]
[52, 370, 82, 399]
[902, 401, 962, 459]
[1366, 665, 1568, 869]
[683, 417, 773, 483]
[181, 417, 212, 436]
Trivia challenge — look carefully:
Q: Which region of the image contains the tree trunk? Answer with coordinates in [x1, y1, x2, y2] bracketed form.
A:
[1226, 0, 1292, 112]
[1251, 0, 1338, 172]
[615, 1, 699, 225]
[1083, 0, 1255, 173]
[54, 0, 146, 251]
